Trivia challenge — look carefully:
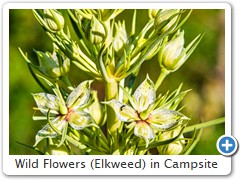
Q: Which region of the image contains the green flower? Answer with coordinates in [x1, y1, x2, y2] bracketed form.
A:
[32, 80, 95, 146]
[104, 75, 189, 146]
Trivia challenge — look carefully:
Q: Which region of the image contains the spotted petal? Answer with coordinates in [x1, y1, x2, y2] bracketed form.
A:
[148, 108, 189, 130]
[134, 121, 155, 147]
[32, 93, 62, 115]
[66, 80, 92, 109]
[34, 117, 67, 146]
[68, 111, 95, 130]
[104, 99, 139, 122]
[133, 75, 156, 112]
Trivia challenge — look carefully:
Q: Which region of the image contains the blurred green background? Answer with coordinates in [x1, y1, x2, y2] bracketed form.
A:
[9, 9, 225, 155]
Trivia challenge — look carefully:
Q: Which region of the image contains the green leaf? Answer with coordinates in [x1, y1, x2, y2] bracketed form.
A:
[16, 141, 44, 155]
[58, 122, 69, 147]
[183, 128, 203, 155]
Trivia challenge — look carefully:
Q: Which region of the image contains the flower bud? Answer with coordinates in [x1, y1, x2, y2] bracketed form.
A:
[154, 9, 179, 33]
[158, 141, 184, 155]
[88, 91, 104, 126]
[89, 16, 107, 44]
[62, 39, 80, 60]
[159, 31, 186, 72]
[43, 9, 65, 32]
[113, 21, 128, 57]
[35, 49, 70, 79]
[157, 127, 185, 155]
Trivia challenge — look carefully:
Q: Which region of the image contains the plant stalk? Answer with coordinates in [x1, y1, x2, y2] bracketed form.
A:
[105, 80, 120, 154]
[154, 67, 170, 91]
[184, 117, 225, 134]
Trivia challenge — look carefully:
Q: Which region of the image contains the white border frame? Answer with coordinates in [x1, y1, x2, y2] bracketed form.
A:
[2, 2, 232, 176]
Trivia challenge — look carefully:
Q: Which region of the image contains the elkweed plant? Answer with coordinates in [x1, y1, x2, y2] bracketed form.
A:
[19, 9, 225, 155]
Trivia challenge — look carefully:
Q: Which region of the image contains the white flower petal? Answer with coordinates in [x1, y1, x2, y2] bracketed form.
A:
[104, 99, 139, 122]
[66, 80, 92, 109]
[133, 75, 156, 111]
[34, 117, 66, 146]
[148, 108, 189, 130]
[68, 111, 95, 130]
[134, 121, 155, 146]
[32, 93, 60, 115]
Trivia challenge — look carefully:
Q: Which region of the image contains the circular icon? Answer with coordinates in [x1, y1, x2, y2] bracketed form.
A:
[217, 135, 238, 156]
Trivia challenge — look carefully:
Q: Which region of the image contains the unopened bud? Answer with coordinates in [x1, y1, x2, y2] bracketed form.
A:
[154, 9, 179, 33]
[113, 21, 128, 57]
[35, 49, 70, 79]
[148, 9, 160, 19]
[88, 91, 104, 126]
[89, 16, 107, 44]
[157, 127, 185, 155]
[43, 9, 65, 32]
[159, 31, 186, 72]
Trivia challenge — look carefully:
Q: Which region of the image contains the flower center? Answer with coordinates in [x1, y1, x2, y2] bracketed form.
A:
[65, 109, 74, 122]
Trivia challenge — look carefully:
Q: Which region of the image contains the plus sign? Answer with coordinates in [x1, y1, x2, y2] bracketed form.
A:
[221, 139, 233, 151]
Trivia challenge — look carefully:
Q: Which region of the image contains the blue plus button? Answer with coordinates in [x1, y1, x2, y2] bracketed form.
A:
[217, 135, 238, 156]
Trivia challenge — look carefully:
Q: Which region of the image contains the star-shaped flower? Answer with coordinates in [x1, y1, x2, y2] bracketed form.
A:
[105, 75, 189, 146]
[32, 80, 95, 146]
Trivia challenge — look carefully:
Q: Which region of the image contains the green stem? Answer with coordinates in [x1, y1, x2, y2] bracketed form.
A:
[154, 67, 170, 91]
[105, 80, 120, 153]
[184, 117, 225, 134]
[60, 76, 74, 91]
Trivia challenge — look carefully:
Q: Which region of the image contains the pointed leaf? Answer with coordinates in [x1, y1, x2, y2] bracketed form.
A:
[58, 122, 69, 147]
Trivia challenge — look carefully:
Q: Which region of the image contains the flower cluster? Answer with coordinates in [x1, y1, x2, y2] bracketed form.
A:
[18, 9, 219, 155]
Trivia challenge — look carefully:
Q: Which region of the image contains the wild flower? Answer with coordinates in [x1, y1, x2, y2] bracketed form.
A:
[32, 80, 95, 146]
[18, 9, 224, 155]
